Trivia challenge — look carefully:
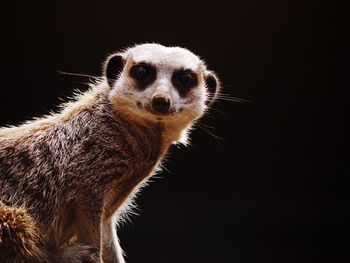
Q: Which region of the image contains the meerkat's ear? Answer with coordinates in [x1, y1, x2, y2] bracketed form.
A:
[204, 70, 221, 104]
[104, 53, 126, 87]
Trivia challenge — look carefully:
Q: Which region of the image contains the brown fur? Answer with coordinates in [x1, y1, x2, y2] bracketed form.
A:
[0, 201, 47, 263]
[0, 84, 172, 262]
[0, 44, 220, 262]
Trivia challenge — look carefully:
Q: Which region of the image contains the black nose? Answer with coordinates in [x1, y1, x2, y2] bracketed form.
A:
[152, 96, 171, 114]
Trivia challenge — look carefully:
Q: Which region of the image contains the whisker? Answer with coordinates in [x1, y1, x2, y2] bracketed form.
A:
[207, 107, 226, 115]
[57, 70, 103, 80]
[197, 123, 225, 149]
[211, 93, 251, 103]
[219, 92, 239, 96]
[197, 122, 225, 140]
[216, 97, 250, 103]
[198, 123, 216, 129]
[217, 92, 249, 98]
[202, 112, 216, 120]
[57, 70, 121, 87]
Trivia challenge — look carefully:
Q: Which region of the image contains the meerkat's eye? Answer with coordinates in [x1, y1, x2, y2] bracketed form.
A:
[130, 63, 156, 88]
[179, 72, 195, 87]
[172, 70, 198, 96]
[136, 65, 149, 78]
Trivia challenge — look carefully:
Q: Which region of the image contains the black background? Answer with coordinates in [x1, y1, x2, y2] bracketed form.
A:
[3, 1, 346, 262]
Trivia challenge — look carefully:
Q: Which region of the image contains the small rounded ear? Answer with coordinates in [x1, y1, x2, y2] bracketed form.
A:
[104, 53, 125, 87]
[204, 71, 220, 104]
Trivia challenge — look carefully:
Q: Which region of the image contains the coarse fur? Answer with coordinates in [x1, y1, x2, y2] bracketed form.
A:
[0, 43, 220, 262]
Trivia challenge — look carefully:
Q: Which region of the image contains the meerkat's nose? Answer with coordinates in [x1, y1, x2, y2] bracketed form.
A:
[152, 95, 171, 114]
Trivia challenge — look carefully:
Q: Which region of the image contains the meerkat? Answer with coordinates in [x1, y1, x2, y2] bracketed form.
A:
[0, 43, 220, 263]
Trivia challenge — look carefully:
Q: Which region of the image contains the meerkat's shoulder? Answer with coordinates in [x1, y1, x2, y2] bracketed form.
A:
[0, 82, 109, 139]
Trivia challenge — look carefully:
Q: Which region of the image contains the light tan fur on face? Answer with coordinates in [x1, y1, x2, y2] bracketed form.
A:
[109, 43, 209, 145]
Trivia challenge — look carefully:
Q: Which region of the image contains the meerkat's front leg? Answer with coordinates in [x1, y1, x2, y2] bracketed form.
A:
[101, 218, 125, 263]
[66, 204, 104, 261]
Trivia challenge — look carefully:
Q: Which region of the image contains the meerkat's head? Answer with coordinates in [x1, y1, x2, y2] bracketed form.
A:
[104, 43, 220, 142]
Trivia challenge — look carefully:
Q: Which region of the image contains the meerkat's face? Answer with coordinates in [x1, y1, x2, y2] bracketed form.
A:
[105, 44, 220, 125]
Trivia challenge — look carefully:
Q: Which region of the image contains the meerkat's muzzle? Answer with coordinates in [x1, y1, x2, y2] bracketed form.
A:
[152, 95, 171, 115]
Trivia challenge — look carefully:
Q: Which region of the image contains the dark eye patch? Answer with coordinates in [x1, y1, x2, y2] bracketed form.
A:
[130, 62, 156, 89]
[172, 69, 198, 97]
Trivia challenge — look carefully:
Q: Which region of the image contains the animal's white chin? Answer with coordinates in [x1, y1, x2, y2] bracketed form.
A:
[119, 102, 201, 126]
[137, 105, 177, 121]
